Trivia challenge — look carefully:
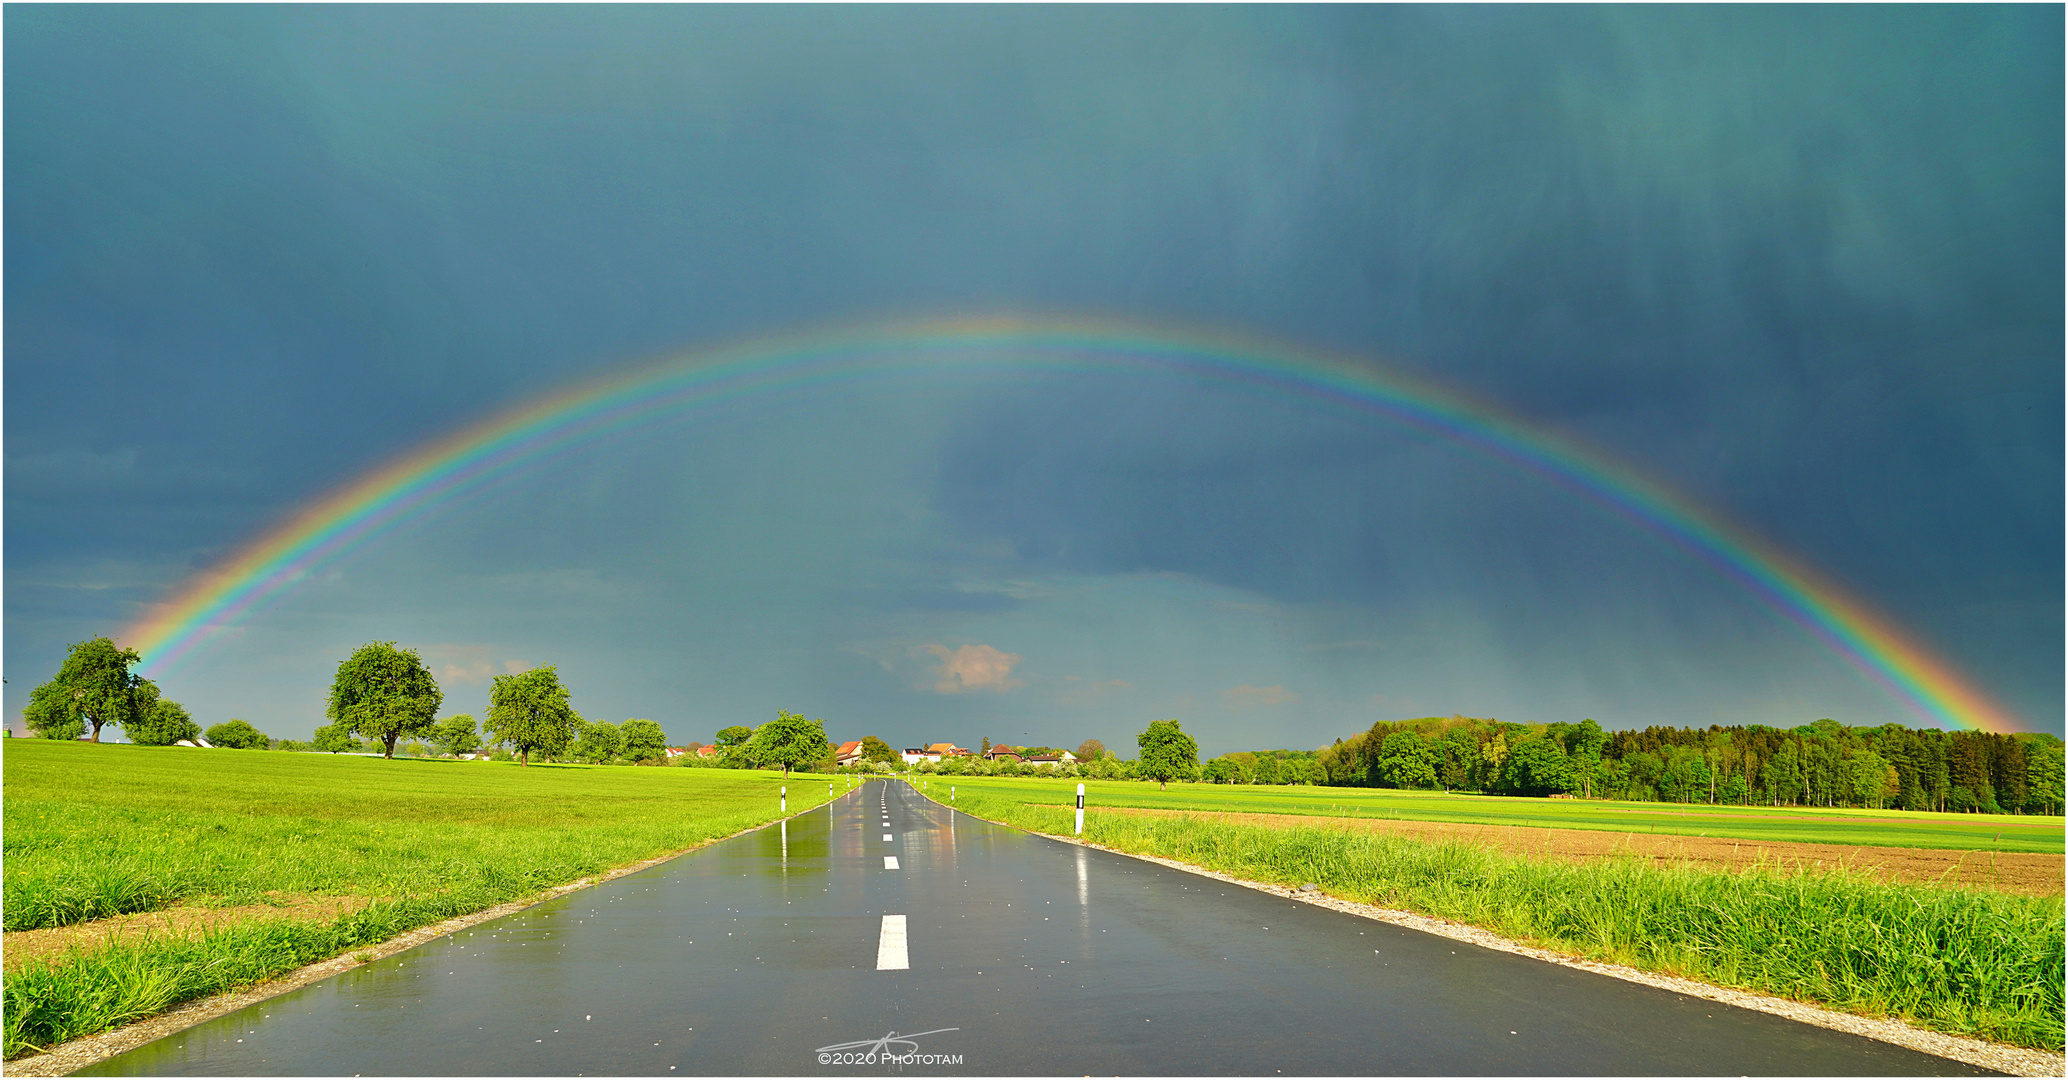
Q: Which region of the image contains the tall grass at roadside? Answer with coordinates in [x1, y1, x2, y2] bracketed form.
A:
[4, 890, 500, 1058]
[2, 861, 188, 932]
[2, 740, 849, 1058]
[938, 785, 2066, 1050]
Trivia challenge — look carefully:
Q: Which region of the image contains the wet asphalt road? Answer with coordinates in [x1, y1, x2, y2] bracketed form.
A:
[84, 779, 1988, 1076]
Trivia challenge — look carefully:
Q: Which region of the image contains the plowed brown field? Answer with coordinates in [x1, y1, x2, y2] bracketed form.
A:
[1107, 807, 2065, 896]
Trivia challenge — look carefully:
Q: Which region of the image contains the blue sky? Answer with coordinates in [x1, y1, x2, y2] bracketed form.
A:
[6, 6, 2060, 752]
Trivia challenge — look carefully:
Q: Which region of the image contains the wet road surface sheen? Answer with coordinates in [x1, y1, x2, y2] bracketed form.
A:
[84, 780, 1990, 1076]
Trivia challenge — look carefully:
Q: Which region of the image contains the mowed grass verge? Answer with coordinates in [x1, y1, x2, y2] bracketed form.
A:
[929, 776, 2063, 852]
[2, 740, 836, 1059]
[929, 777, 2066, 1050]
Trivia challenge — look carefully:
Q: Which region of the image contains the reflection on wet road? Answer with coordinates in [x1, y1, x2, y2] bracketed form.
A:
[84, 780, 1988, 1076]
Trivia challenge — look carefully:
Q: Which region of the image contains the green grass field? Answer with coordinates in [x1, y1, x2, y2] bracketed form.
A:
[927, 779, 2066, 1050]
[2, 739, 843, 1057]
[920, 775, 2064, 852]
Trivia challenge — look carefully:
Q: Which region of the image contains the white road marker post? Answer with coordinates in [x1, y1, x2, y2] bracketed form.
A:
[781, 786, 787, 813]
[1075, 783, 1086, 836]
[951, 785, 956, 803]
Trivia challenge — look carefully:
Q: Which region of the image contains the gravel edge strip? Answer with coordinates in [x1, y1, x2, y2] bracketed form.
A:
[936, 796, 2065, 1078]
[2, 801, 839, 1078]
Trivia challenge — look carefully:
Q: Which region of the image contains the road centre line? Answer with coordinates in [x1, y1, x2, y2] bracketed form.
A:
[876, 914, 909, 970]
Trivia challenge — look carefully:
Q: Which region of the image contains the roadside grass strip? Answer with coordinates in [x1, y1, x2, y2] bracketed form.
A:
[1, 741, 842, 1059]
[3, 891, 492, 1059]
[937, 784, 2066, 1051]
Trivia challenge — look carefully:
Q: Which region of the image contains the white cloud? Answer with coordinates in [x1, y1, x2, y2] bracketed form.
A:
[422, 644, 530, 685]
[917, 643, 1025, 694]
[1219, 684, 1301, 709]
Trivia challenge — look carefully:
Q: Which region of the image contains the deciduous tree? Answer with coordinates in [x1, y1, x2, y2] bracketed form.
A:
[1376, 731, 1439, 789]
[1075, 738, 1106, 762]
[126, 686, 200, 746]
[205, 719, 269, 750]
[573, 719, 622, 764]
[618, 718, 668, 764]
[1136, 719, 1198, 790]
[431, 714, 480, 758]
[746, 710, 828, 779]
[327, 642, 443, 760]
[313, 722, 357, 754]
[27, 637, 142, 742]
[860, 735, 897, 764]
[715, 725, 753, 749]
[486, 666, 580, 765]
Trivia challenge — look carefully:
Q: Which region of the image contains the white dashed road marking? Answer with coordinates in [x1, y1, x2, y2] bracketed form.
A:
[876, 915, 909, 970]
[883, 833, 894, 841]
[884, 856, 900, 869]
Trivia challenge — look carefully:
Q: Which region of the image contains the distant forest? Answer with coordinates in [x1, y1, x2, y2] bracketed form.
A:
[1286, 716, 2064, 815]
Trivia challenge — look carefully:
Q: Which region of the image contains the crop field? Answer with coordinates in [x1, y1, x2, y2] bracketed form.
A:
[927, 779, 2067, 1050]
[1, 740, 835, 1058]
[923, 775, 2064, 852]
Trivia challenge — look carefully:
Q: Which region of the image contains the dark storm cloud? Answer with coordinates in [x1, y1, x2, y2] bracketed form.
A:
[922, 5, 2063, 722]
[5, 5, 2059, 735]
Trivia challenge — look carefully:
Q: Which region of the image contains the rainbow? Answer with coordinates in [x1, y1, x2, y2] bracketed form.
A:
[119, 315, 2023, 733]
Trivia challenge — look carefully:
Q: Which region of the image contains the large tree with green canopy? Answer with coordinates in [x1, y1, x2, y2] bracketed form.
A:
[25, 637, 143, 742]
[326, 641, 442, 759]
[1136, 719, 1198, 790]
[485, 666, 581, 765]
[746, 710, 829, 779]
[618, 718, 668, 764]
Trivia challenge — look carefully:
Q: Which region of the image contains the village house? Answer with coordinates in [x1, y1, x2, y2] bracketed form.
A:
[835, 740, 864, 767]
[900, 742, 970, 765]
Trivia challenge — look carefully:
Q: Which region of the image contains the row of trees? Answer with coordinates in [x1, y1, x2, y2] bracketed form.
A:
[320, 641, 679, 766]
[21, 637, 680, 767]
[23, 638, 201, 745]
[1306, 715, 2065, 814]
[23, 638, 291, 749]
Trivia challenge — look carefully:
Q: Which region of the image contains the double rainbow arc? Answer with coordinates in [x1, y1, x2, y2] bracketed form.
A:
[119, 315, 2021, 733]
